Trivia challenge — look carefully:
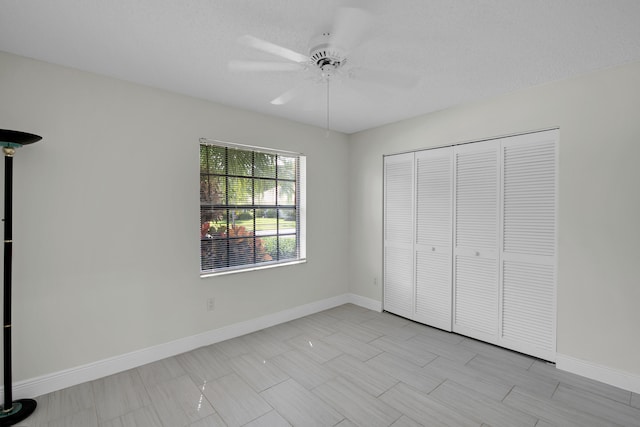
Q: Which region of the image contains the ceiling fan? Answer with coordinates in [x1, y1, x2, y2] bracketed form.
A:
[228, 6, 420, 113]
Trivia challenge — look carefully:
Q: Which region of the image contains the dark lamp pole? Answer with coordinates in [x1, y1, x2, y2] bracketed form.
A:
[0, 129, 41, 426]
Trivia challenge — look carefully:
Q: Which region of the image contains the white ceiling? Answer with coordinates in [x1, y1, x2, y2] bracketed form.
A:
[1, 0, 640, 134]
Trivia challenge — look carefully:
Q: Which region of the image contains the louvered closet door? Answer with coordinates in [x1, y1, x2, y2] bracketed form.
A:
[414, 148, 453, 331]
[383, 153, 415, 319]
[453, 141, 500, 344]
[499, 130, 558, 361]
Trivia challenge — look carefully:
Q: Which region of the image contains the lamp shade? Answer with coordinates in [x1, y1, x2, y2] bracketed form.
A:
[0, 129, 42, 146]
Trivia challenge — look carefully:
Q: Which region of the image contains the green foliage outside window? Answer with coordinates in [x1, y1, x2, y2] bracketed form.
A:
[200, 143, 300, 273]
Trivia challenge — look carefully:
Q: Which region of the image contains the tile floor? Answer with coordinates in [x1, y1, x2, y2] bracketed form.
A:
[15, 304, 640, 426]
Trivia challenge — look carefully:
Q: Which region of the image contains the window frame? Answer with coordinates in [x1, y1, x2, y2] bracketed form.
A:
[199, 138, 306, 277]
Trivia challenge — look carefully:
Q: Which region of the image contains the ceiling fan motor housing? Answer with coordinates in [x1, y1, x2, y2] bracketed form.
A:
[309, 33, 347, 73]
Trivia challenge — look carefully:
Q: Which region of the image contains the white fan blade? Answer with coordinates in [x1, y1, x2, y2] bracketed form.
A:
[270, 86, 309, 105]
[349, 67, 420, 90]
[238, 35, 308, 63]
[228, 60, 304, 72]
[329, 7, 373, 51]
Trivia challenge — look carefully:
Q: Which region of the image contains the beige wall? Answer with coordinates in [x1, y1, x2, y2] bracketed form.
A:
[348, 60, 640, 375]
[0, 51, 350, 382]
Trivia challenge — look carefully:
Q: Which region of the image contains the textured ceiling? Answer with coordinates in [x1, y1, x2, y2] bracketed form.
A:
[1, 0, 640, 134]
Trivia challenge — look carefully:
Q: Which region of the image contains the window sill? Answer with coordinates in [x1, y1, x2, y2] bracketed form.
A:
[200, 259, 307, 278]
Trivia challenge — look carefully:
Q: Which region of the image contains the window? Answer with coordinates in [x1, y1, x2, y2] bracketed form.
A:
[199, 139, 306, 275]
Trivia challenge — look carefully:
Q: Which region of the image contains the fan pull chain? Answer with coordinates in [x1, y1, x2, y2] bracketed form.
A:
[325, 78, 331, 137]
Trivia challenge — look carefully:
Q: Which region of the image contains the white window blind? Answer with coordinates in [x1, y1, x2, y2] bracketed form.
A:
[200, 140, 306, 275]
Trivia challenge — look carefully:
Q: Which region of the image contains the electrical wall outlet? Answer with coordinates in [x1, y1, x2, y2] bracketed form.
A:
[206, 297, 215, 311]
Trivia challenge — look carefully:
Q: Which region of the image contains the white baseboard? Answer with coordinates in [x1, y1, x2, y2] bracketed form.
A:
[17, 295, 640, 399]
[348, 293, 382, 312]
[3, 293, 378, 400]
[556, 353, 640, 394]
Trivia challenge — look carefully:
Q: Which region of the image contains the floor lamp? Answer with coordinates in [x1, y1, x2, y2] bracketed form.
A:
[0, 129, 42, 426]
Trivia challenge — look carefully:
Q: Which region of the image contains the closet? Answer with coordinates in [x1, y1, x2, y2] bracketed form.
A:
[383, 129, 557, 361]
